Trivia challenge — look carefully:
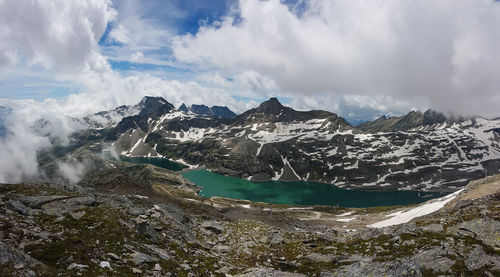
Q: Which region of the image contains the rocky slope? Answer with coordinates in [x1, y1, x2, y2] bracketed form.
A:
[103, 96, 500, 192]
[1, 163, 499, 276]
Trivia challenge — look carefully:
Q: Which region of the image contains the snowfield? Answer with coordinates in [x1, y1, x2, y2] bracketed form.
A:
[368, 189, 464, 228]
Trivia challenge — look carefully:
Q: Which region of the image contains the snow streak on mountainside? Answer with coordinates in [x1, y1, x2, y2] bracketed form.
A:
[99, 96, 500, 192]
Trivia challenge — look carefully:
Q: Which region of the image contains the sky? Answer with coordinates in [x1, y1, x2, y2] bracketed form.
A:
[1, 0, 500, 182]
[1, 0, 500, 122]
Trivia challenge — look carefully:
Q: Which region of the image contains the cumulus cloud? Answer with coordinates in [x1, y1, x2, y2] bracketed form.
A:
[0, 0, 116, 72]
[0, 0, 116, 183]
[0, 99, 87, 183]
[173, 0, 500, 117]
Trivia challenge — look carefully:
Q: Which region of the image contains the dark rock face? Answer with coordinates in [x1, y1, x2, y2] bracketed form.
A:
[256, 97, 285, 115]
[211, 106, 237, 119]
[190, 104, 212, 116]
[178, 103, 189, 113]
[106, 96, 175, 140]
[231, 97, 342, 125]
[179, 103, 237, 119]
[137, 96, 175, 118]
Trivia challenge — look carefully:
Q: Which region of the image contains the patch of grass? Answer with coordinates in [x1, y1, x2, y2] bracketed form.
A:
[25, 206, 140, 276]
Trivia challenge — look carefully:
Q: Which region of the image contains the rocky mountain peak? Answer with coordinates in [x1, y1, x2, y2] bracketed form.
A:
[137, 96, 174, 118]
[190, 104, 212, 116]
[178, 103, 189, 113]
[210, 106, 237, 119]
[256, 97, 285, 115]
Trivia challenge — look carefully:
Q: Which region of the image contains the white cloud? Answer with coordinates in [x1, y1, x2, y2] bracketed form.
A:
[173, 0, 500, 117]
[0, 0, 116, 72]
[130, 52, 145, 63]
[2, 0, 500, 183]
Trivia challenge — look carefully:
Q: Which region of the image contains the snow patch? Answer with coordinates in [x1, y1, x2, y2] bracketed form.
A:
[369, 189, 463, 228]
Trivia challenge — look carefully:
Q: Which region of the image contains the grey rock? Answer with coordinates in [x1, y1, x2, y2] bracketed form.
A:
[67, 263, 89, 270]
[6, 200, 29, 215]
[0, 242, 43, 267]
[143, 244, 172, 261]
[13, 195, 72, 209]
[128, 207, 143, 216]
[137, 222, 162, 243]
[304, 253, 335, 263]
[201, 220, 224, 234]
[401, 239, 415, 246]
[412, 247, 454, 273]
[70, 211, 86, 220]
[421, 224, 444, 233]
[236, 267, 306, 276]
[446, 218, 500, 247]
[65, 196, 96, 207]
[270, 232, 284, 244]
[452, 200, 473, 210]
[106, 253, 120, 260]
[465, 245, 491, 271]
[214, 245, 231, 254]
[156, 203, 190, 224]
[336, 259, 422, 277]
[130, 251, 158, 266]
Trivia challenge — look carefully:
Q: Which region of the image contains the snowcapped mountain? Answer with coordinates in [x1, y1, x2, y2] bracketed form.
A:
[101, 96, 500, 192]
[179, 103, 237, 119]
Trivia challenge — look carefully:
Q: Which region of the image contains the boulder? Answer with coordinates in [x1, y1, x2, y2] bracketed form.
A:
[6, 200, 29, 215]
[201, 221, 224, 234]
[236, 267, 306, 277]
[446, 218, 500, 248]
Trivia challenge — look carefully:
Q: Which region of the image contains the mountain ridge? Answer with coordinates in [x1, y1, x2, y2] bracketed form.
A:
[93, 96, 500, 192]
[178, 103, 237, 119]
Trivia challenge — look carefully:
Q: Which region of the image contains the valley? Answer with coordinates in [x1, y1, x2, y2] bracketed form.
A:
[2, 95, 500, 276]
[87, 96, 500, 194]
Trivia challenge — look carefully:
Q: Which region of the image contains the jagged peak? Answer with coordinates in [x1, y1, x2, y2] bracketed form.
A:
[256, 97, 286, 115]
[178, 103, 189, 112]
[136, 96, 174, 118]
[138, 96, 169, 106]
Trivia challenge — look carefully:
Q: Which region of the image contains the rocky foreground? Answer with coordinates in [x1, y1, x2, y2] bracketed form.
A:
[0, 170, 499, 276]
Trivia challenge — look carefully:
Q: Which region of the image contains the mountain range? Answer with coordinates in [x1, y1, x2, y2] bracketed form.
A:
[70, 96, 500, 192]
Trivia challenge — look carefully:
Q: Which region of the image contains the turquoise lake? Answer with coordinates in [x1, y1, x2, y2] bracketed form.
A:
[117, 156, 447, 207]
[182, 170, 447, 207]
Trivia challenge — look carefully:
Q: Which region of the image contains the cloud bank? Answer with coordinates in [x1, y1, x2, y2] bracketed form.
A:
[173, 0, 500, 117]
